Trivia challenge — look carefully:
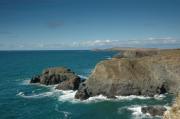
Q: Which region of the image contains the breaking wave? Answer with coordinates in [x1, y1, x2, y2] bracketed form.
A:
[58, 91, 161, 104]
[16, 91, 54, 99]
[78, 75, 88, 80]
[124, 105, 169, 119]
[18, 78, 166, 103]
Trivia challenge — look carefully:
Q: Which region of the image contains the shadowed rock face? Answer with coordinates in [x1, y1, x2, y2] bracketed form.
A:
[75, 49, 180, 100]
[75, 83, 90, 100]
[30, 67, 81, 90]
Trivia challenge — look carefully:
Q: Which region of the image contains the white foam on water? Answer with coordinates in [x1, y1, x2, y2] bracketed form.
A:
[19, 78, 166, 103]
[16, 85, 60, 99]
[128, 106, 143, 116]
[61, 111, 71, 119]
[21, 79, 30, 85]
[58, 90, 78, 103]
[58, 91, 153, 104]
[58, 89, 159, 104]
[105, 56, 112, 60]
[29, 83, 55, 88]
[17, 78, 30, 85]
[82, 94, 151, 103]
[78, 75, 88, 79]
[127, 105, 152, 119]
[116, 95, 151, 100]
[87, 95, 109, 101]
[54, 104, 72, 119]
[154, 94, 166, 100]
[18, 82, 166, 104]
[17, 92, 24, 96]
[16, 91, 54, 99]
[126, 105, 169, 119]
[58, 90, 110, 104]
[79, 95, 111, 104]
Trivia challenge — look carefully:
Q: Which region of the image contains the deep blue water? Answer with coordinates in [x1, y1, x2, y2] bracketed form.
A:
[0, 50, 173, 119]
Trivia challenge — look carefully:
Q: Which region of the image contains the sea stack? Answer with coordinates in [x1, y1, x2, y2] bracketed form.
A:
[30, 67, 81, 90]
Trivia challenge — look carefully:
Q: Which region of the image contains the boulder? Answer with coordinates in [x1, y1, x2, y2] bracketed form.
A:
[141, 106, 167, 116]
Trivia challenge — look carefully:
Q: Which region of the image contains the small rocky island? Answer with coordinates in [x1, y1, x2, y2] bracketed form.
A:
[30, 48, 180, 117]
[30, 67, 82, 90]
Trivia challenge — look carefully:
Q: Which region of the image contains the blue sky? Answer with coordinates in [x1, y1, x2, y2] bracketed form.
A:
[0, 0, 180, 50]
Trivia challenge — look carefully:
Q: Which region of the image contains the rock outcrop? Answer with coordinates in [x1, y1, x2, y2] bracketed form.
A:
[142, 106, 167, 116]
[75, 49, 180, 99]
[30, 67, 81, 90]
[163, 93, 180, 119]
[55, 75, 81, 90]
[75, 82, 91, 100]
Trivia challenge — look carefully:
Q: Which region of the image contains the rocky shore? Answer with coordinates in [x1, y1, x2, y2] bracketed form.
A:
[30, 48, 180, 117]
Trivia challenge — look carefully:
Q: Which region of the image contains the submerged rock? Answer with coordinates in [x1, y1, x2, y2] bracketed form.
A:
[141, 106, 167, 116]
[75, 49, 180, 100]
[30, 67, 81, 90]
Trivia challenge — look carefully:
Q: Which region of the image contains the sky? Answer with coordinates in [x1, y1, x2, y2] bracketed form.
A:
[0, 0, 180, 50]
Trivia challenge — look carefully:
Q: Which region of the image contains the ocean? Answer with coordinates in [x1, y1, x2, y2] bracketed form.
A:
[0, 50, 173, 119]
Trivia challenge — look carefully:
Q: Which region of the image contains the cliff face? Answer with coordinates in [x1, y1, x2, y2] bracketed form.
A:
[163, 93, 180, 119]
[75, 49, 180, 99]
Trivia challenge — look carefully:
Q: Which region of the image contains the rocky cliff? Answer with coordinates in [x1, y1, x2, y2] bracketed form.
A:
[75, 49, 180, 100]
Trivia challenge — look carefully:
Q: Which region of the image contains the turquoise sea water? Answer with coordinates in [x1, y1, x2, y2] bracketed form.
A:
[0, 50, 173, 119]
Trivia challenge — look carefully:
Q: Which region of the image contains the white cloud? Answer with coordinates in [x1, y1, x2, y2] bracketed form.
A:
[70, 37, 180, 49]
[76, 39, 116, 47]
[0, 37, 179, 50]
[146, 37, 178, 44]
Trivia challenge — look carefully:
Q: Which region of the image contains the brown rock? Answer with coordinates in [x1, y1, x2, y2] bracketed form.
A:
[75, 49, 180, 100]
[55, 75, 81, 90]
[30, 67, 81, 90]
